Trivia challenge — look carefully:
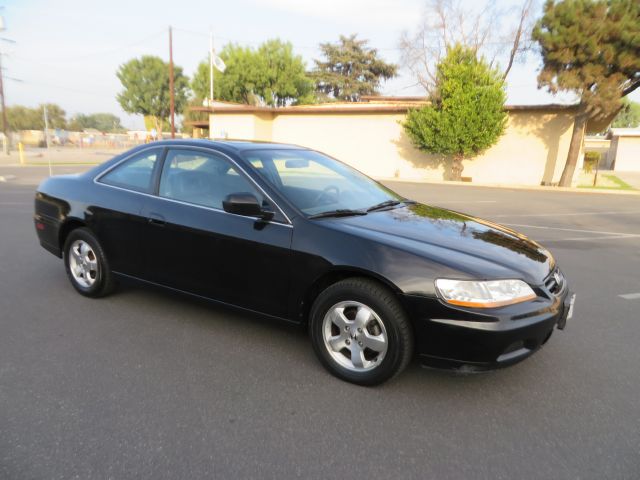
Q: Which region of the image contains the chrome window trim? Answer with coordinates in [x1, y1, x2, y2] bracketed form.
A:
[93, 181, 293, 228]
[95, 145, 164, 195]
[93, 144, 293, 226]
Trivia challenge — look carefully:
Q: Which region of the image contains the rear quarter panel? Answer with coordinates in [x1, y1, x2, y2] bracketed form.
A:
[35, 173, 148, 274]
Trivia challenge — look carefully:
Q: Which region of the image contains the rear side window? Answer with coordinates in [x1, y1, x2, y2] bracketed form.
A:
[99, 149, 161, 193]
[158, 149, 261, 209]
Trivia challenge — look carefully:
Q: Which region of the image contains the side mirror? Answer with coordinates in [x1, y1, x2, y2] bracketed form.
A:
[222, 193, 274, 221]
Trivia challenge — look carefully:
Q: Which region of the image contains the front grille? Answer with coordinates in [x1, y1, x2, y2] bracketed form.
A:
[544, 268, 564, 295]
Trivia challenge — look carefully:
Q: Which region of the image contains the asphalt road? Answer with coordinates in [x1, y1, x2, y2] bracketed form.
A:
[1, 169, 639, 479]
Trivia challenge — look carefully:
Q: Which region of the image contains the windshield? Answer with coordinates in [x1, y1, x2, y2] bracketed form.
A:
[241, 149, 403, 216]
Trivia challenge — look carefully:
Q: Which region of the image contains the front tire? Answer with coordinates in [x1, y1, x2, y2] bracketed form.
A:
[63, 227, 115, 298]
[309, 277, 413, 386]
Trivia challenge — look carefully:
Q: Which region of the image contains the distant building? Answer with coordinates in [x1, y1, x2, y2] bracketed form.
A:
[606, 128, 640, 172]
[191, 97, 609, 186]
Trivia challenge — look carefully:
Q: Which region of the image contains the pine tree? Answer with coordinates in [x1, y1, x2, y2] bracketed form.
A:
[312, 35, 397, 102]
[533, 0, 640, 186]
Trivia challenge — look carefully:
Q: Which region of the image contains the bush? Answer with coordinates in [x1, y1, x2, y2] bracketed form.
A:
[583, 151, 601, 173]
[402, 44, 507, 181]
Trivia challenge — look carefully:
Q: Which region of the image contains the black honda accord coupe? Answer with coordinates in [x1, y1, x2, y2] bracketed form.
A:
[34, 140, 574, 385]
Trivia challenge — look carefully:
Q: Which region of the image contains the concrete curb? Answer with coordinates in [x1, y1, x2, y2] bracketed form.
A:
[0, 163, 100, 169]
[376, 177, 640, 196]
[12, 162, 100, 167]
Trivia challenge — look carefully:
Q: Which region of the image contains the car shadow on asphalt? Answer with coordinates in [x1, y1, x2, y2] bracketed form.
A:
[107, 278, 527, 393]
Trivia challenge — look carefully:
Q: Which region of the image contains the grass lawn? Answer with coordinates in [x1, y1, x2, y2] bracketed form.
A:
[578, 173, 636, 191]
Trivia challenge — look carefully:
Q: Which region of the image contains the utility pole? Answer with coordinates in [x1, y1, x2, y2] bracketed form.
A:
[168, 26, 175, 139]
[0, 11, 10, 155]
[209, 31, 214, 104]
[43, 104, 51, 176]
[0, 52, 8, 154]
[43, 104, 50, 148]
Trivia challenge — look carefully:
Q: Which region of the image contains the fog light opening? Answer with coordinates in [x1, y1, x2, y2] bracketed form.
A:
[502, 340, 524, 355]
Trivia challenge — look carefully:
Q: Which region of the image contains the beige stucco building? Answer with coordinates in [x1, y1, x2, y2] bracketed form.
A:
[189, 97, 600, 186]
[606, 129, 640, 172]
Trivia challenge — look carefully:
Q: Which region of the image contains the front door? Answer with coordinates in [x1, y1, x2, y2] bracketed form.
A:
[140, 147, 293, 318]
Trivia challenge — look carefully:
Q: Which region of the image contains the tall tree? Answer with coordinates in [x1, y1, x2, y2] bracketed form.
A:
[7, 104, 66, 130]
[312, 34, 397, 102]
[611, 99, 640, 128]
[191, 40, 313, 107]
[258, 39, 314, 107]
[533, 0, 640, 186]
[399, 0, 537, 93]
[41, 104, 67, 130]
[68, 113, 124, 132]
[192, 44, 260, 105]
[403, 45, 507, 181]
[6, 105, 41, 131]
[116, 55, 189, 134]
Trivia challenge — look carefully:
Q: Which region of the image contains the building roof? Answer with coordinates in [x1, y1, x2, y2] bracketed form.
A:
[144, 138, 305, 152]
[608, 128, 640, 138]
[188, 96, 579, 116]
[359, 95, 428, 102]
[186, 96, 590, 130]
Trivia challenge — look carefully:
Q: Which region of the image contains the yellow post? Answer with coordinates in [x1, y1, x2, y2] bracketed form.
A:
[18, 142, 25, 165]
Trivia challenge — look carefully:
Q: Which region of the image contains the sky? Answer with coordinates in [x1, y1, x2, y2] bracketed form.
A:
[2, 0, 639, 130]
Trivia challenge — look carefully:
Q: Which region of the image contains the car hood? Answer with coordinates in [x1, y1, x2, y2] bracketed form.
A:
[324, 203, 553, 284]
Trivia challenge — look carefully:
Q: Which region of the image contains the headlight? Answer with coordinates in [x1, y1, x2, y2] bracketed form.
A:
[435, 278, 536, 308]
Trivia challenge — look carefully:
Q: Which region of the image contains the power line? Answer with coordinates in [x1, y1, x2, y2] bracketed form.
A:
[8, 26, 524, 71]
[171, 26, 521, 53]
[8, 78, 108, 98]
[16, 29, 166, 64]
[172, 27, 317, 50]
[3, 26, 538, 108]
[8, 55, 116, 88]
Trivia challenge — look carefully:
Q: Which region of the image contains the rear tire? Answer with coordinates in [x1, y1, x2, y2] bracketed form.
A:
[309, 277, 413, 386]
[63, 227, 116, 298]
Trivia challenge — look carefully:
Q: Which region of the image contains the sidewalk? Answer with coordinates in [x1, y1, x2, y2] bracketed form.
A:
[2, 147, 639, 196]
[376, 176, 640, 196]
[615, 171, 640, 190]
[0, 147, 124, 167]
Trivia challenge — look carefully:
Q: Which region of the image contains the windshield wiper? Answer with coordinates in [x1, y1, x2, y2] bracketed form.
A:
[367, 199, 418, 212]
[308, 209, 368, 219]
[366, 200, 403, 212]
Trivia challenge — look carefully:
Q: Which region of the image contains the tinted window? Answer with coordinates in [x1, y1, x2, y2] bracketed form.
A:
[100, 149, 161, 193]
[159, 149, 261, 209]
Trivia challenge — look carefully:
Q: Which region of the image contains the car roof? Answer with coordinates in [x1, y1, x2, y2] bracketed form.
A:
[145, 139, 307, 152]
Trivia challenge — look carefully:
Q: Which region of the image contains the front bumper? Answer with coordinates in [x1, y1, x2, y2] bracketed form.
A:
[402, 281, 572, 370]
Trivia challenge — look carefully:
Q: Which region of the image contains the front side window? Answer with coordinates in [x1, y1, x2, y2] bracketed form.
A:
[242, 149, 401, 216]
[99, 148, 161, 193]
[159, 149, 261, 209]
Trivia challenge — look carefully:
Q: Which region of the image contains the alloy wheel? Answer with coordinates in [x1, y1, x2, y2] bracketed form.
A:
[322, 301, 388, 372]
[68, 240, 98, 288]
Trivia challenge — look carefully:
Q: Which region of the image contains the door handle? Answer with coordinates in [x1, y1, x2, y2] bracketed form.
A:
[147, 213, 166, 227]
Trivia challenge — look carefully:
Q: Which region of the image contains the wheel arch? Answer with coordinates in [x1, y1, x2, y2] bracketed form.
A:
[299, 267, 403, 325]
[58, 218, 87, 254]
